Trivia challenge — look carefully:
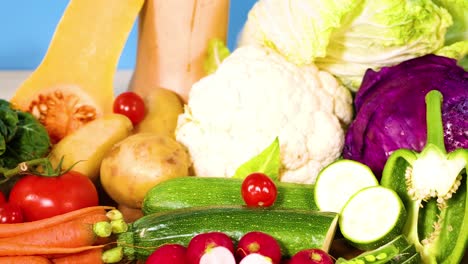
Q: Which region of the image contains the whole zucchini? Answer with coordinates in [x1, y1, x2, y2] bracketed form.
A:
[117, 206, 338, 260]
[142, 176, 318, 215]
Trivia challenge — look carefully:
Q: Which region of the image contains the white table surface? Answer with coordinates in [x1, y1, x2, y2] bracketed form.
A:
[0, 70, 133, 100]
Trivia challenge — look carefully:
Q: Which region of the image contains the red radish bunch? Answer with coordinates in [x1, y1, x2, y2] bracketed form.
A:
[145, 231, 334, 263]
[187, 232, 235, 264]
[145, 244, 188, 264]
[288, 248, 334, 264]
[236, 231, 282, 264]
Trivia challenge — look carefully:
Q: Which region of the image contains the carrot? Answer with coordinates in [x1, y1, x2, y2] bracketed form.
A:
[0, 244, 104, 257]
[0, 210, 109, 248]
[52, 248, 103, 264]
[0, 256, 52, 264]
[0, 206, 113, 238]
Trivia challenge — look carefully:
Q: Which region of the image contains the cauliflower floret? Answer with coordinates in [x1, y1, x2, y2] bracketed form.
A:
[176, 45, 353, 184]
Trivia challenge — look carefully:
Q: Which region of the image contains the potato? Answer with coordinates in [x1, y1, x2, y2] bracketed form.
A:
[49, 114, 134, 182]
[133, 87, 183, 137]
[100, 133, 190, 208]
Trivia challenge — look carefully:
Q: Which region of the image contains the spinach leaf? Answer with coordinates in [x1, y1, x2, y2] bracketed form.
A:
[0, 100, 19, 156]
[0, 99, 51, 169]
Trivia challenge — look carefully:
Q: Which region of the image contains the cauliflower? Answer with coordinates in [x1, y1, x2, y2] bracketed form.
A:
[176, 45, 353, 184]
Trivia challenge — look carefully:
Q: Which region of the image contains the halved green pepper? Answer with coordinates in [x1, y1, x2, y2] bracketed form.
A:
[381, 90, 467, 264]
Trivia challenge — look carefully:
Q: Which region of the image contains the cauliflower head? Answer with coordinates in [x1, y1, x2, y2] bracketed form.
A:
[176, 45, 353, 184]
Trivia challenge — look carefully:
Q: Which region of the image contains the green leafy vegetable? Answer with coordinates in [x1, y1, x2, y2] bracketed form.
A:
[233, 137, 281, 180]
[0, 99, 51, 173]
[432, 0, 468, 45]
[239, 0, 464, 90]
[381, 90, 467, 264]
[203, 38, 231, 74]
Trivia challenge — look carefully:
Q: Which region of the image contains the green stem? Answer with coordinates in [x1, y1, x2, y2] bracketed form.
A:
[425, 90, 446, 152]
[102, 247, 124, 263]
[0, 157, 50, 183]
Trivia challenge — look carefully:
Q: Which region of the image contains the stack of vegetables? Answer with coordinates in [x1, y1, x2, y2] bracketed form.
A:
[0, 0, 467, 263]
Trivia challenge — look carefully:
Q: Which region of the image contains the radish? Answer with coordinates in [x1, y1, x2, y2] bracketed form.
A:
[236, 231, 282, 264]
[199, 246, 236, 264]
[239, 253, 273, 264]
[145, 244, 187, 264]
[289, 249, 334, 264]
[186, 231, 234, 264]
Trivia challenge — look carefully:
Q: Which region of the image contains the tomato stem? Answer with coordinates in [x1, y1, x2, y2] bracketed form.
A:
[0, 157, 51, 183]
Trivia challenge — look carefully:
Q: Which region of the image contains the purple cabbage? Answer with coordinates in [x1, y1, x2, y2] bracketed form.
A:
[343, 54, 468, 178]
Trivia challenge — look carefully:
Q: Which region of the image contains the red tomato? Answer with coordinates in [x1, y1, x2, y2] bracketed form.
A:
[0, 192, 6, 204]
[0, 203, 24, 223]
[8, 171, 99, 221]
[113, 91, 146, 125]
[241, 172, 278, 207]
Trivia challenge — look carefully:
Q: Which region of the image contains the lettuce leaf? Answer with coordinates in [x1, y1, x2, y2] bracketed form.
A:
[239, 0, 456, 91]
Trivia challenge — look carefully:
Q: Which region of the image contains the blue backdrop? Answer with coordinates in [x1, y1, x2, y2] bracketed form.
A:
[0, 0, 256, 70]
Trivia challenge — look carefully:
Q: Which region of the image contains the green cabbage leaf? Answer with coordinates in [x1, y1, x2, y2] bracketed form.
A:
[239, 0, 465, 90]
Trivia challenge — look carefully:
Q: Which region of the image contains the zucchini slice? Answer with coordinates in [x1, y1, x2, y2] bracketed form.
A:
[339, 186, 406, 250]
[314, 159, 378, 213]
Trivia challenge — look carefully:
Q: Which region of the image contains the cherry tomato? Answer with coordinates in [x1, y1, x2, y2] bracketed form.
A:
[241, 172, 277, 207]
[113, 91, 146, 125]
[8, 171, 99, 221]
[0, 203, 24, 223]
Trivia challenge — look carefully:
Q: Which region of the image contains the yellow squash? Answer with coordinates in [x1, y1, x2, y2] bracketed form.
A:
[10, 0, 144, 143]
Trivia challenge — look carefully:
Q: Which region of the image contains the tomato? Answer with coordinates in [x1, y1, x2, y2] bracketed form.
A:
[241, 172, 277, 207]
[113, 91, 146, 125]
[0, 203, 24, 223]
[0, 192, 6, 204]
[8, 171, 99, 221]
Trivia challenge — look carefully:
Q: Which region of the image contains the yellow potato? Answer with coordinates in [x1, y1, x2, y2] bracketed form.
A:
[133, 87, 183, 138]
[48, 113, 133, 182]
[100, 133, 190, 209]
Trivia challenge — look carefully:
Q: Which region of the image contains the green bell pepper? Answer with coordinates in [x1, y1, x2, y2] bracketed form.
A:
[381, 90, 467, 264]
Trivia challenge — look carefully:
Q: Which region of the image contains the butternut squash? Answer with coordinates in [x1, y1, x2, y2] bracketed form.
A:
[129, 0, 230, 102]
[10, 0, 144, 143]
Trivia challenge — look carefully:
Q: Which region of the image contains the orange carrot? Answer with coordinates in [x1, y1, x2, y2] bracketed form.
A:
[0, 256, 52, 264]
[0, 244, 104, 257]
[0, 206, 113, 238]
[52, 248, 103, 264]
[0, 210, 109, 248]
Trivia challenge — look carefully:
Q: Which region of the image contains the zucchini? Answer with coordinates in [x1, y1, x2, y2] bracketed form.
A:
[142, 176, 318, 215]
[117, 206, 338, 260]
[339, 186, 406, 250]
[335, 235, 417, 264]
[314, 159, 378, 213]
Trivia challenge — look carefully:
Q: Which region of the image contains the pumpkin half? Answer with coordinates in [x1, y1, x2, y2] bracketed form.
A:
[10, 0, 144, 143]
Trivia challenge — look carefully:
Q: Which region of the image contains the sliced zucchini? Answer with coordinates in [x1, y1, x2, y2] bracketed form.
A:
[339, 186, 406, 250]
[314, 159, 378, 213]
